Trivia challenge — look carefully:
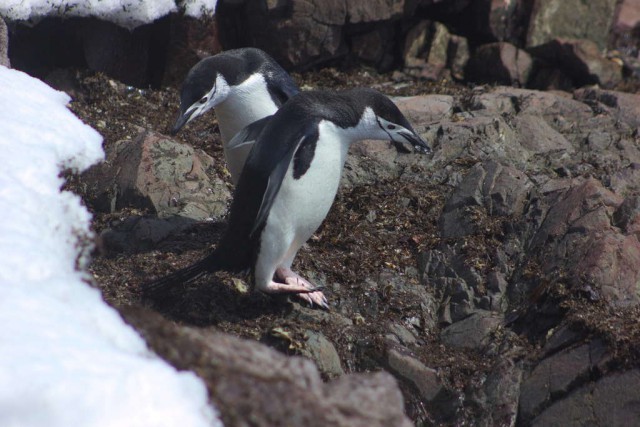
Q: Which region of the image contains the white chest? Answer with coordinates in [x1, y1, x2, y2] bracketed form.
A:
[215, 75, 279, 144]
[268, 121, 351, 243]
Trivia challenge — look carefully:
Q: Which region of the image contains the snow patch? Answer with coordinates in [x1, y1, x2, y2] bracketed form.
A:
[0, 65, 221, 427]
[0, 0, 218, 30]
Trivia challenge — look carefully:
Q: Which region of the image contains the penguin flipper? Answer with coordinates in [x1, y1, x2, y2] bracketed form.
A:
[226, 115, 272, 152]
[250, 123, 320, 237]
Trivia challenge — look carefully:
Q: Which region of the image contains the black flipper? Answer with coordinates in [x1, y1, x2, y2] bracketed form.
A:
[226, 115, 272, 152]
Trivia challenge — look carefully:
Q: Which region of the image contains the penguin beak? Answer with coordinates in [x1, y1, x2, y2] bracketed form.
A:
[394, 130, 431, 154]
[170, 110, 193, 136]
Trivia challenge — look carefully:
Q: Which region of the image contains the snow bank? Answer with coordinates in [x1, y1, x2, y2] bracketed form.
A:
[0, 66, 220, 427]
[0, 0, 217, 29]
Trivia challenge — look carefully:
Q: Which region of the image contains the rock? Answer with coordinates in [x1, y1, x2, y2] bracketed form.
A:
[470, 0, 531, 43]
[512, 114, 574, 167]
[519, 340, 611, 420]
[531, 369, 640, 426]
[302, 330, 344, 378]
[98, 215, 198, 254]
[347, 0, 404, 23]
[384, 344, 459, 419]
[470, 86, 593, 123]
[615, 0, 640, 30]
[613, 195, 640, 234]
[217, 0, 346, 70]
[394, 94, 454, 126]
[82, 19, 168, 88]
[0, 17, 9, 68]
[124, 307, 413, 427]
[82, 129, 230, 221]
[447, 34, 469, 80]
[574, 87, 640, 129]
[163, 16, 222, 86]
[528, 38, 623, 88]
[351, 26, 395, 69]
[403, 20, 450, 78]
[466, 42, 533, 86]
[530, 178, 640, 306]
[439, 161, 533, 238]
[217, 0, 408, 70]
[479, 357, 523, 427]
[527, 0, 618, 51]
[386, 323, 418, 346]
[441, 310, 502, 350]
[386, 346, 444, 401]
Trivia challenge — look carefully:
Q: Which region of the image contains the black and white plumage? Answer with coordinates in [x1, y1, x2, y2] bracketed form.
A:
[146, 88, 431, 308]
[171, 47, 299, 183]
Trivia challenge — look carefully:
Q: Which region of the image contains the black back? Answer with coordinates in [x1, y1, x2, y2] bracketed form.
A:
[179, 48, 299, 114]
[212, 88, 407, 272]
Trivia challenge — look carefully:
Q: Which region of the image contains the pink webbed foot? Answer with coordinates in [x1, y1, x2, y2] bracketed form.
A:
[270, 267, 329, 309]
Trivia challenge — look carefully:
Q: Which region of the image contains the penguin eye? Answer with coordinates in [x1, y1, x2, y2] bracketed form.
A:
[198, 97, 207, 104]
[387, 124, 397, 130]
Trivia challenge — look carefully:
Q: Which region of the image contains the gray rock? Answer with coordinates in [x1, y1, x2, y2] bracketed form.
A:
[613, 195, 640, 234]
[386, 323, 418, 346]
[0, 18, 9, 68]
[520, 342, 595, 420]
[447, 34, 469, 80]
[466, 42, 533, 86]
[439, 161, 533, 238]
[82, 129, 230, 221]
[98, 215, 197, 253]
[386, 346, 444, 401]
[574, 87, 640, 129]
[470, 87, 593, 124]
[125, 308, 413, 427]
[403, 20, 450, 79]
[302, 330, 344, 378]
[441, 310, 502, 350]
[479, 357, 523, 427]
[531, 369, 640, 427]
[529, 38, 623, 88]
[527, 0, 618, 50]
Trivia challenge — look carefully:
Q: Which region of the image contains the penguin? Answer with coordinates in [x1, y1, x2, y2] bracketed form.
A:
[145, 88, 431, 308]
[171, 47, 299, 183]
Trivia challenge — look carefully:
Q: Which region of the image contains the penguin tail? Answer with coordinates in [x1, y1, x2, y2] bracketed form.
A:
[141, 252, 221, 298]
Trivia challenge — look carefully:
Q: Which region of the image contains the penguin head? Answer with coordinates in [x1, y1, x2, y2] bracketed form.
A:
[171, 58, 232, 135]
[350, 88, 431, 154]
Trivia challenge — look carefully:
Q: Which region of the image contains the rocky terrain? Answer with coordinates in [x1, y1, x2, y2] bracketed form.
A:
[3, 0, 640, 425]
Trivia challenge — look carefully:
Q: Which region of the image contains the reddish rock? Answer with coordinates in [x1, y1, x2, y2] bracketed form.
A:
[574, 87, 640, 129]
[532, 179, 640, 306]
[615, 0, 640, 30]
[466, 42, 532, 86]
[82, 129, 230, 221]
[164, 16, 222, 86]
[125, 308, 414, 427]
[529, 38, 623, 88]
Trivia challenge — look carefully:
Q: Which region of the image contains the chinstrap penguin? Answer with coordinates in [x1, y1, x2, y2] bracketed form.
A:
[145, 88, 431, 308]
[171, 47, 299, 183]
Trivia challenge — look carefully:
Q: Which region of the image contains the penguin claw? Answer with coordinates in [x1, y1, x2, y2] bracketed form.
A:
[262, 268, 330, 309]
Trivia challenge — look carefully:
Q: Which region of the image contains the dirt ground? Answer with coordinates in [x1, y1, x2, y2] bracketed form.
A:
[67, 67, 640, 425]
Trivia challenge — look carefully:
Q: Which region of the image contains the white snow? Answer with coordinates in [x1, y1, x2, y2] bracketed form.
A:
[0, 0, 217, 30]
[183, 0, 218, 19]
[0, 65, 221, 427]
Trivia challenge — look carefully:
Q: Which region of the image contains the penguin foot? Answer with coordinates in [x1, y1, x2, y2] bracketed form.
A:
[270, 268, 329, 309]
